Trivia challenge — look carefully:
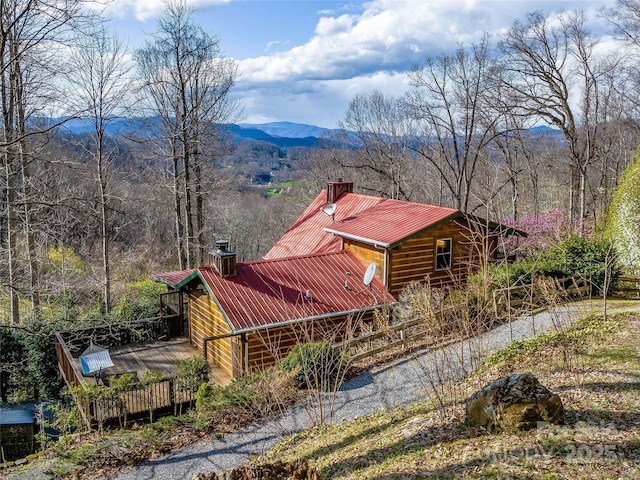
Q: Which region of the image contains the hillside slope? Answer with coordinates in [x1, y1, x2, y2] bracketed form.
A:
[259, 306, 640, 479]
[5, 302, 639, 479]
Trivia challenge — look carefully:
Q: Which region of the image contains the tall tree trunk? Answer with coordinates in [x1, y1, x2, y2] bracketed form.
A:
[1, 40, 20, 324]
[172, 150, 186, 271]
[15, 48, 39, 316]
[193, 148, 205, 266]
[182, 139, 193, 269]
[97, 128, 110, 313]
[19, 134, 38, 315]
[4, 152, 19, 325]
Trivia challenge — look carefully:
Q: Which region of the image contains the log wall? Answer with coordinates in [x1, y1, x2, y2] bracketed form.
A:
[188, 290, 379, 378]
[345, 219, 497, 298]
[243, 311, 374, 372]
[188, 289, 234, 377]
[387, 220, 496, 296]
[343, 242, 385, 280]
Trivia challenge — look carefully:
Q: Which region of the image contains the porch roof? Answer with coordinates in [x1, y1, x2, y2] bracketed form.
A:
[152, 269, 195, 289]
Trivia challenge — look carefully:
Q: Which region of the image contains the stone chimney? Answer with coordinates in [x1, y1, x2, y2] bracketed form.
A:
[208, 240, 237, 278]
[326, 179, 353, 203]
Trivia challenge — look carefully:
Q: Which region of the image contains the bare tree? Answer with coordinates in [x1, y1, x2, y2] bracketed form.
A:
[336, 90, 414, 200]
[603, 0, 640, 50]
[404, 35, 504, 212]
[0, 0, 86, 324]
[135, 0, 238, 269]
[67, 24, 131, 313]
[499, 10, 621, 231]
[484, 79, 539, 222]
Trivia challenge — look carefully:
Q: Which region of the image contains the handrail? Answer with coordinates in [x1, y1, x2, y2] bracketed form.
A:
[58, 314, 182, 357]
[55, 313, 192, 427]
[334, 305, 457, 351]
[338, 276, 590, 364]
[55, 332, 84, 386]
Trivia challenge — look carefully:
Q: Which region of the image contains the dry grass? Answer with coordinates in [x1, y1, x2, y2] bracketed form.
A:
[8, 300, 640, 479]
[259, 309, 640, 479]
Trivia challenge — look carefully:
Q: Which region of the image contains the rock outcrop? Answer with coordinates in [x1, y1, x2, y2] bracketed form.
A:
[466, 373, 564, 432]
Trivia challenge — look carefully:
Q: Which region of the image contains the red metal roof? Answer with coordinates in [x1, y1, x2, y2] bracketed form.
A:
[196, 250, 395, 332]
[266, 190, 461, 257]
[265, 190, 386, 259]
[324, 199, 460, 247]
[152, 269, 195, 288]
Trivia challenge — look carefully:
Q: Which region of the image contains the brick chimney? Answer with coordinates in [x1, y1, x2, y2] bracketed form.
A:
[208, 240, 237, 278]
[327, 179, 353, 203]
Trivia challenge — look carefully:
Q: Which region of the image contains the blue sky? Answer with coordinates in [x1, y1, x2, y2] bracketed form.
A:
[102, 0, 617, 128]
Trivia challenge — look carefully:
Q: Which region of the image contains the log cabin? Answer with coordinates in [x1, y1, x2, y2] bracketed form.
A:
[152, 250, 396, 379]
[267, 181, 520, 296]
[152, 180, 522, 379]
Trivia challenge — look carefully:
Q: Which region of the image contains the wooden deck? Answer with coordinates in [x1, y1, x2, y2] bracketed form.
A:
[71, 336, 232, 387]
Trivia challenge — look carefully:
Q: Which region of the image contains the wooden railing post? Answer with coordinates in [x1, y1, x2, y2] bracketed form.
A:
[170, 378, 177, 416]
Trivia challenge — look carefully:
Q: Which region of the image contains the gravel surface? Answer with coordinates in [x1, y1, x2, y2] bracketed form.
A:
[109, 304, 580, 480]
[4, 304, 584, 480]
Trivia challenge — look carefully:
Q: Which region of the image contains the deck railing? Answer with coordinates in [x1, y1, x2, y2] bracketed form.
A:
[84, 379, 199, 426]
[55, 332, 85, 387]
[57, 313, 183, 357]
[54, 310, 193, 427]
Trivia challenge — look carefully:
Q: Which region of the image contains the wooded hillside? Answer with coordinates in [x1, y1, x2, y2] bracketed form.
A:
[3, 0, 640, 403]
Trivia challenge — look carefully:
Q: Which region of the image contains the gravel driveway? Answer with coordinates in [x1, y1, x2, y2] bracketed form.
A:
[107, 304, 580, 480]
[5, 304, 584, 480]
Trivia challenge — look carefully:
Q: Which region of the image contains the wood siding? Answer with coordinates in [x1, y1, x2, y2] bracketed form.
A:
[387, 219, 496, 296]
[344, 220, 497, 298]
[343, 241, 385, 282]
[188, 289, 234, 376]
[188, 288, 380, 379]
[245, 311, 374, 372]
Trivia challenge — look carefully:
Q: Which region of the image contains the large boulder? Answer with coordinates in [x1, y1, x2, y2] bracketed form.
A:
[465, 373, 564, 433]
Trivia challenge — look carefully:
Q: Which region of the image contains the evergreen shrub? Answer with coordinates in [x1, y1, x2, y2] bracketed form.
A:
[280, 342, 343, 389]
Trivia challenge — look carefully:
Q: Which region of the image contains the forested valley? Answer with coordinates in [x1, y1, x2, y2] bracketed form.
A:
[4, 0, 640, 408]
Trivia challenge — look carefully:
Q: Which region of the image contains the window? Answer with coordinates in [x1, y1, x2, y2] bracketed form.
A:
[435, 238, 452, 271]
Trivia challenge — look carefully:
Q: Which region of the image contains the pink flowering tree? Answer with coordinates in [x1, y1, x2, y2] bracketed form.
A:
[501, 209, 574, 257]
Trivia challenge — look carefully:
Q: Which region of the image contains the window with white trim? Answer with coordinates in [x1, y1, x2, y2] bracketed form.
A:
[435, 238, 452, 271]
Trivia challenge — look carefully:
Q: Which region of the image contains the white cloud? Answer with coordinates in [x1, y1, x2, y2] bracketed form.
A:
[241, 0, 618, 85]
[98, 0, 229, 21]
[100, 0, 618, 126]
[233, 0, 618, 125]
[315, 13, 357, 36]
[265, 40, 290, 54]
[236, 70, 410, 128]
[237, 0, 518, 85]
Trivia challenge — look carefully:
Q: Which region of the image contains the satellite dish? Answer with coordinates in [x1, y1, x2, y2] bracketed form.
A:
[321, 203, 337, 216]
[363, 263, 377, 286]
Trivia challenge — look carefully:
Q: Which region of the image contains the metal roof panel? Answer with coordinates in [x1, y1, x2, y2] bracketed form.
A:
[199, 251, 396, 332]
[266, 191, 461, 257]
[152, 269, 196, 288]
[0, 406, 34, 425]
[324, 200, 460, 246]
[264, 190, 386, 259]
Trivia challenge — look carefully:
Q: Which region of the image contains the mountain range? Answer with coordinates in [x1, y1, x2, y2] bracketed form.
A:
[55, 117, 334, 149]
[54, 117, 560, 151]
